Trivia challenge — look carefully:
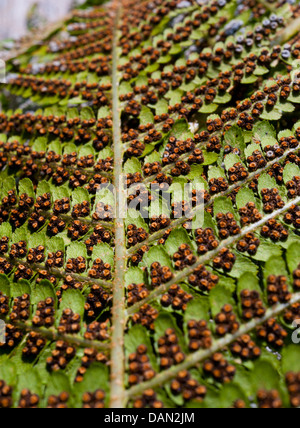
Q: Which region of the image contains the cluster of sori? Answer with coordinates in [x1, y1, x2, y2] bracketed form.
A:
[128, 345, 156, 386]
[285, 372, 300, 408]
[214, 304, 240, 337]
[230, 334, 261, 360]
[2, 0, 300, 410]
[82, 390, 106, 409]
[47, 392, 69, 409]
[256, 318, 288, 348]
[150, 262, 174, 287]
[76, 348, 108, 383]
[46, 341, 77, 372]
[131, 304, 159, 331]
[188, 264, 219, 291]
[256, 390, 283, 409]
[161, 284, 193, 311]
[158, 329, 186, 369]
[187, 320, 212, 351]
[240, 290, 266, 320]
[84, 285, 111, 318]
[203, 353, 236, 383]
[0, 138, 114, 195]
[171, 371, 207, 403]
[0, 381, 13, 408]
[132, 389, 164, 409]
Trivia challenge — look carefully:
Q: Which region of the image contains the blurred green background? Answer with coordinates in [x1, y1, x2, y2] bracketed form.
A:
[0, 0, 86, 40]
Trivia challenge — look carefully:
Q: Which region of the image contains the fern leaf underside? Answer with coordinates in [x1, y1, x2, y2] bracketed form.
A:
[0, 0, 300, 409]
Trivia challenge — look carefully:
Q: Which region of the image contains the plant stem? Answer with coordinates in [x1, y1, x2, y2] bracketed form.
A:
[127, 195, 300, 316]
[125, 292, 300, 400]
[272, 16, 300, 46]
[109, 1, 127, 409]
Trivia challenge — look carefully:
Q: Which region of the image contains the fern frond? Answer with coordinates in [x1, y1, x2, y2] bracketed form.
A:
[1, 0, 300, 409]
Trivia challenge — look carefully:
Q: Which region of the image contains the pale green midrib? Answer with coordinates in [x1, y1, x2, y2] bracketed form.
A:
[109, 2, 127, 409]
